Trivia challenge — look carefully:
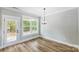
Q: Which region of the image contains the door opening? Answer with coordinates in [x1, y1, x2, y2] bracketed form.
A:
[6, 19, 17, 42]
[2, 15, 20, 44]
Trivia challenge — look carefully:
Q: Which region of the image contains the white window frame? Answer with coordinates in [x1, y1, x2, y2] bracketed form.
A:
[22, 15, 39, 36]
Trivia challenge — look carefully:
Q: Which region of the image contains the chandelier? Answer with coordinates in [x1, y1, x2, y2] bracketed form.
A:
[42, 8, 47, 24]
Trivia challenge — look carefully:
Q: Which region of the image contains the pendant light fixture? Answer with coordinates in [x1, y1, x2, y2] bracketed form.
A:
[42, 8, 47, 24]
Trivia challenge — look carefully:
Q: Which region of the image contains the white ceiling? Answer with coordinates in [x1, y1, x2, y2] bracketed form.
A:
[18, 7, 75, 17]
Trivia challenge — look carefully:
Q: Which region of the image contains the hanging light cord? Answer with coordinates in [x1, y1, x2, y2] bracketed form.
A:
[43, 8, 46, 22]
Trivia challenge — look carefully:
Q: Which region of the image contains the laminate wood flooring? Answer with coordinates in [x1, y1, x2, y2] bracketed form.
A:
[0, 37, 79, 52]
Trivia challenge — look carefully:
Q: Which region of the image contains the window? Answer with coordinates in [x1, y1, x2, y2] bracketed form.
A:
[23, 20, 30, 32]
[31, 19, 37, 32]
[22, 16, 38, 35]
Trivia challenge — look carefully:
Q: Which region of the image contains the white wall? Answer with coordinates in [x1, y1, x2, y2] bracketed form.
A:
[0, 17, 1, 47]
[41, 8, 78, 45]
[78, 8, 79, 44]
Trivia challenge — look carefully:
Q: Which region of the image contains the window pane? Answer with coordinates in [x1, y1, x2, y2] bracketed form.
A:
[7, 19, 17, 42]
[22, 16, 30, 35]
[23, 20, 30, 32]
[22, 16, 38, 35]
[31, 21, 37, 31]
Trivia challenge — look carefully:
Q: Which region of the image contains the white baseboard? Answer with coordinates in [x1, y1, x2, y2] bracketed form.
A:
[0, 35, 40, 49]
[40, 35, 79, 48]
[0, 34, 79, 49]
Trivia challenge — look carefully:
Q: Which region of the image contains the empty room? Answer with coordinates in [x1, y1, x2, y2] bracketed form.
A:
[0, 7, 79, 52]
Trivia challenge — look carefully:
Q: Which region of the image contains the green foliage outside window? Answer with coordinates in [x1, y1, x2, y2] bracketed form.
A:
[7, 19, 37, 33]
[23, 20, 30, 32]
[31, 21, 37, 31]
[23, 20, 37, 32]
[8, 20, 16, 32]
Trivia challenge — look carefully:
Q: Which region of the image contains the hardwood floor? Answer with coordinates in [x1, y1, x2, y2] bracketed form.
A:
[0, 37, 79, 52]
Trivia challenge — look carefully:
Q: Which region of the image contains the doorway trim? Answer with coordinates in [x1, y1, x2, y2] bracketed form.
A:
[2, 15, 21, 46]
